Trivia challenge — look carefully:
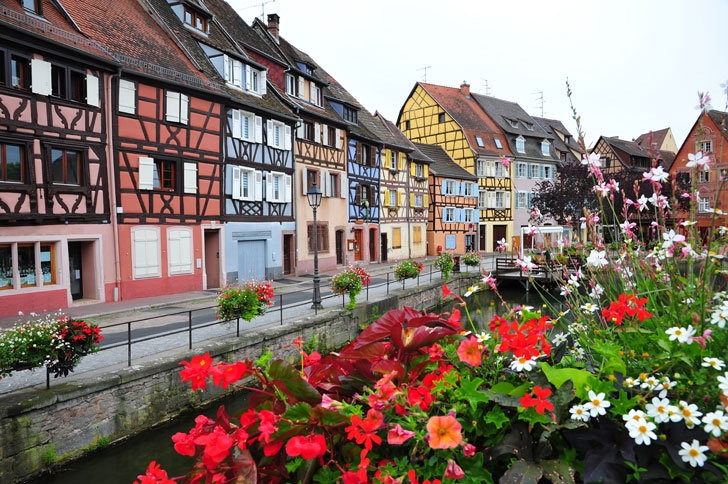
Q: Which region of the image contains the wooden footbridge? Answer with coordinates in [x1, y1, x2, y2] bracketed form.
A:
[493, 256, 582, 291]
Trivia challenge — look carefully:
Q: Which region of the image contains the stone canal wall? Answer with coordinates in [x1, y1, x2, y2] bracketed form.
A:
[0, 273, 478, 483]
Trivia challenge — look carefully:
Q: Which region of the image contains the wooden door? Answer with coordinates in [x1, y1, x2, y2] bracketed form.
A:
[354, 230, 363, 261]
[493, 225, 507, 251]
[380, 233, 388, 262]
[369, 228, 377, 261]
[479, 225, 487, 251]
[335, 230, 344, 265]
[68, 242, 83, 300]
[283, 234, 293, 275]
[204, 230, 220, 288]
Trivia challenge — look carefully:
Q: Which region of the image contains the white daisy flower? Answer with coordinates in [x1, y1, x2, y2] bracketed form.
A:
[589, 284, 604, 299]
[711, 305, 728, 328]
[552, 333, 568, 346]
[623, 377, 638, 388]
[702, 358, 725, 371]
[641, 376, 660, 390]
[584, 391, 611, 417]
[580, 303, 599, 313]
[586, 249, 608, 268]
[646, 397, 677, 424]
[654, 377, 677, 398]
[627, 419, 657, 445]
[679, 440, 709, 468]
[622, 409, 647, 423]
[718, 372, 728, 394]
[509, 356, 537, 372]
[703, 411, 728, 437]
[463, 285, 480, 297]
[475, 332, 491, 344]
[678, 401, 703, 428]
[570, 404, 590, 422]
[665, 326, 695, 344]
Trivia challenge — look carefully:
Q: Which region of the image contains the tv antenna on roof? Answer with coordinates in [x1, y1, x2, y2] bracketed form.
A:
[241, 0, 276, 20]
[417, 65, 431, 82]
[482, 79, 492, 96]
[533, 90, 544, 117]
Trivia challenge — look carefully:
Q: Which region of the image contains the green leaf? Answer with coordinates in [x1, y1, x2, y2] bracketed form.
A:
[540, 460, 576, 484]
[491, 382, 516, 394]
[459, 453, 495, 484]
[484, 405, 510, 429]
[311, 406, 349, 427]
[499, 459, 543, 484]
[539, 362, 593, 399]
[509, 383, 530, 397]
[609, 390, 637, 416]
[269, 359, 322, 405]
[313, 465, 341, 484]
[285, 456, 304, 473]
[591, 340, 625, 375]
[284, 402, 312, 423]
[459, 376, 490, 410]
[518, 407, 551, 426]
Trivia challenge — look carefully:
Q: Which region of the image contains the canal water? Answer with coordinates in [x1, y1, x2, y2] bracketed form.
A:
[30, 282, 559, 484]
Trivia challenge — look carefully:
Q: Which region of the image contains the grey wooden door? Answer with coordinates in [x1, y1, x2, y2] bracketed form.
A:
[238, 240, 266, 281]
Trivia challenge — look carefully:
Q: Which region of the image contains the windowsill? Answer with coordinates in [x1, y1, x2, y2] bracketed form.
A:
[0, 85, 32, 97]
[388, 168, 399, 174]
[133, 274, 162, 280]
[49, 96, 97, 110]
[414, 176, 426, 182]
[169, 271, 194, 277]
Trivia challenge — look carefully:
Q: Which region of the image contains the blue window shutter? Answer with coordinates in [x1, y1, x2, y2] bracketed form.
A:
[474, 208, 479, 223]
[472, 183, 479, 199]
[454, 181, 461, 196]
[456, 208, 462, 222]
[441, 179, 446, 195]
[442, 208, 447, 223]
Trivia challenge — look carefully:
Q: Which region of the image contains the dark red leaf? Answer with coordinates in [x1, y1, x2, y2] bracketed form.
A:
[232, 448, 257, 484]
[355, 307, 422, 348]
[371, 359, 405, 380]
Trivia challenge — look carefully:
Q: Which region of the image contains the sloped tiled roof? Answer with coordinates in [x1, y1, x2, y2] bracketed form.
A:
[708, 110, 728, 139]
[532, 116, 582, 162]
[376, 113, 429, 160]
[418, 82, 510, 157]
[413, 143, 476, 180]
[634, 128, 670, 151]
[0, 1, 115, 62]
[604, 137, 650, 158]
[61, 0, 219, 92]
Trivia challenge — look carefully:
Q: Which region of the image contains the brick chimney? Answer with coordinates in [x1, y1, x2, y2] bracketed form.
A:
[267, 13, 280, 40]
[460, 81, 470, 97]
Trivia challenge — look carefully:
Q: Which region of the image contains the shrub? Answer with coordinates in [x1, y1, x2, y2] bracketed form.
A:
[331, 266, 371, 309]
[216, 282, 274, 321]
[394, 260, 424, 280]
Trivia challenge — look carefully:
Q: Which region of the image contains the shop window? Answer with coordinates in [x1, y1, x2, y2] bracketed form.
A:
[18, 244, 36, 287]
[40, 244, 55, 285]
[0, 245, 11, 290]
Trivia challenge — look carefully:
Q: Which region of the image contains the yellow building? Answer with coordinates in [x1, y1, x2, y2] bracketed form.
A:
[398, 82, 514, 251]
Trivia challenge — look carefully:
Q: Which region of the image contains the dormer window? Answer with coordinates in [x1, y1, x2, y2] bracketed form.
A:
[494, 137, 503, 149]
[343, 106, 357, 124]
[310, 83, 322, 106]
[507, 119, 518, 128]
[475, 135, 484, 148]
[516, 136, 525, 153]
[285, 74, 296, 96]
[22, 0, 40, 14]
[523, 122, 534, 131]
[184, 6, 208, 33]
[541, 141, 550, 156]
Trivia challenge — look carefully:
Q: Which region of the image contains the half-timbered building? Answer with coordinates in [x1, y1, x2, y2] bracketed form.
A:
[670, 110, 728, 237]
[591, 136, 656, 175]
[414, 143, 478, 256]
[62, 0, 227, 300]
[151, 0, 298, 282]
[0, 1, 118, 316]
[398, 82, 513, 252]
[376, 113, 431, 260]
[250, 14, 350, 275]
[472, 93, 562, 248]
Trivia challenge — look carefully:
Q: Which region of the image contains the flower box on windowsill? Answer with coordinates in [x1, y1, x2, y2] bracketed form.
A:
[389, 168, 399, 175]
[414, 176, 427, 183]
[387, 205, 399, 213]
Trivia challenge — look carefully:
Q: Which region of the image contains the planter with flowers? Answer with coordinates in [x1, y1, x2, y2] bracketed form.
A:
[216, 283, 275, 322]
[461, 251, 481, 268]
[434, 251, 455, 280]
[394, 260, 424, 281]
[0, 314, 103, 379]
[331, 266, 371, 309]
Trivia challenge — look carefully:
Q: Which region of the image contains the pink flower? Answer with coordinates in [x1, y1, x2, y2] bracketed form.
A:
[443, 460, 465, 479]
[387, 424, 415, 445]
[457, 336, 483, 367]
[462, 442, 476, 457]
[499, 156, 511, 169]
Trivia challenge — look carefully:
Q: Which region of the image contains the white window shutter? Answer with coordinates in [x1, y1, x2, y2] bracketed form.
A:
[297, 76, 305, 98]
[297, 122, 305, 139]
[245, 65, 252, 91]
[86, 74, 99, 107]
[340, 173, 347, 199]
[232, 109, 241, 139]
[223, 54, 229, 81]
[138, 157, 154, 190]
[233, 61, 243, 88]
[309, 82, 316, 102]
[301, 166, 308, 195]
[31, 59, 51, 96]
[504, 192, 511, 209]
[260, 70, 267, 95]
[322, 124, 328, 146]
[335, 128, 341, 149]
[180, 94, 189, 124]
[284, 125, 291, 151]
[166, 91, 179, 122]
[119, 79, 136, 114]
[314, 123, 321, 143]
[322, 170, 329, 197]
[255, 116, 263, 143]
[183, 162, 197, 194]
[254, 170, 263, 201]
[232, 166, 241, 199]
[179, 230, 192, 272]
[266, 120, 273, 147]
[284, 174, 292, 203]
[265, 171, 273, 201]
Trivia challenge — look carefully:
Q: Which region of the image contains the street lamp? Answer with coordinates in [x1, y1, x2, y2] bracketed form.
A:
[307, 183, 323, 310]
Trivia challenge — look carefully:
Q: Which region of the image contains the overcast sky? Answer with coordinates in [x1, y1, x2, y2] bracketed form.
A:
[230, 0, 728, 149]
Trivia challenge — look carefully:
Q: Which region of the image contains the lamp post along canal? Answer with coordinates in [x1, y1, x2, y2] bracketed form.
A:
[307, 183, 323, 310]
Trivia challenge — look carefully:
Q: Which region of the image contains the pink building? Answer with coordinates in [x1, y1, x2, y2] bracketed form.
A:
[0, 2, 119, 317]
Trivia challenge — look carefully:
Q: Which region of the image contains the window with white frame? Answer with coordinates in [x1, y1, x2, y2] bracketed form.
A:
[507, 119, 518, 128]
[165, 91, 189, 124]
[516, 137, 525, 153]
[478, 191, 487, 209]
[118, 79, 136, 114]
[495, 161, 505, 178]
[313, 85, 322, 106]
[231, 109, 255, 141]
[477, 160, 486, 177]
[463, 182, 474, 197]
[414, 194, 423, 208]
[132, 227, 160, 278]
[444, 180, 456, 195]
[224, 56, 244, 89]
[516, 163, 527, 178]
[389, 190, 398, 207]
[529, 164, 540, 178]
[516, 191, 527, 209]
[241, 167, 254, 200]
[285, 74, 296, 96]
[270, 172, 282, 201]
[541, 141, 550, 156]
[265, 171, 291, 203]
[444, 207, 455, 222]
[543, 165, 552, 179]
[168, 228, 193, 275]
[523, 122, 534, 131]
[415, 163, 424, 178]
[700, 141, 712, 153]
[699, 171, 710, 183]
[246, 66, 265, 95]
[494, 137, 503, 149]
[699, 197, 711, 212]
[475, 135, 484, 147]
[495, 191, 505, 209]
[267, 120, 290, 150]
[463, 208, 474, 223]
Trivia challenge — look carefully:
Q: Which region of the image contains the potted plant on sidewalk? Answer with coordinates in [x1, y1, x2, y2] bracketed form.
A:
[394, 260, 424, 281]
[434, 251, 455, 280]
[331, 266, 371, 310]
[216, 283, 275, 322]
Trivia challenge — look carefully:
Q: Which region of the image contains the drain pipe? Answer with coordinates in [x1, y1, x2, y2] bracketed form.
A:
[107, 68, 123, 301]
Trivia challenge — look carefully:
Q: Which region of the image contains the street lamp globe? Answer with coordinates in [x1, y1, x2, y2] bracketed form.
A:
[307, 184, 322, 208]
